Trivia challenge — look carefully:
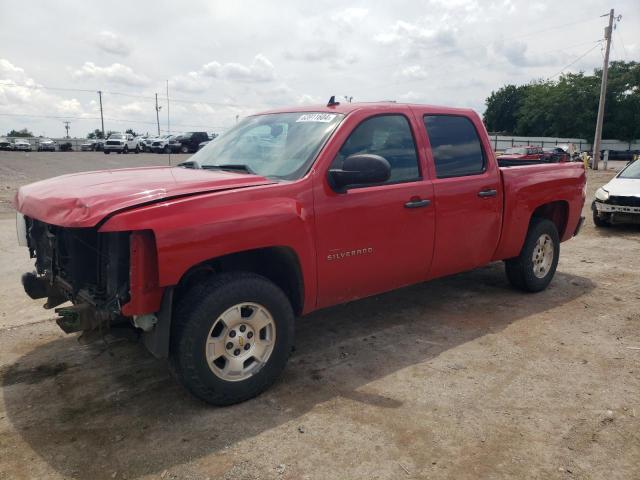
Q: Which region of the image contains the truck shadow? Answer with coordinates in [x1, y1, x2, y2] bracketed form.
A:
[2, 264, 594, 479]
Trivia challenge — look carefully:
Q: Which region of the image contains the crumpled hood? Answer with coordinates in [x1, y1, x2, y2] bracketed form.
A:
[14, 166, 275, 228]
[604, 177, 640, 197]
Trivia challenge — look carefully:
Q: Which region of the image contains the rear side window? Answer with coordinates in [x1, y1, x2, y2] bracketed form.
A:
[423, 115, 485, 178]
[333, 115, 420, 185]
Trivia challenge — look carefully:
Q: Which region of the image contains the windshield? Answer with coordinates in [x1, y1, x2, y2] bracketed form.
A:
[189, 112, 344, 180]
[619, 160, 640, 179]
[109, 134, 124, 139]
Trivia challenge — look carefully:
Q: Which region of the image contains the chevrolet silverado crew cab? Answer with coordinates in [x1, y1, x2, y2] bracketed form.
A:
[103, 132, 139, 154]
[14, 101, 586, 405]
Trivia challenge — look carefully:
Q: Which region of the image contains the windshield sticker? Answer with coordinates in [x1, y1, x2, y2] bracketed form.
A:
[296, 113, 336, 123]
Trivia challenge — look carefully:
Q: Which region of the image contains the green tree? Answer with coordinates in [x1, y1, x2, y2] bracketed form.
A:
[125, 128, 138, 137]
[87, 129, 105, 139]
[483, 60, 640, 140]
[483, 84, 528, 134]
[7, 128, 33, 137]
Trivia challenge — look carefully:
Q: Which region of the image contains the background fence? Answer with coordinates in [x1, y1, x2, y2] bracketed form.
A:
[4, 136, 640, 153]
[489, 135, 640, 153]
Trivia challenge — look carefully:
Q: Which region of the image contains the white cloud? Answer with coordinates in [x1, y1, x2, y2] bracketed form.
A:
[206, 54, 276, 82]
[297, 94, 320, 104]
[72, 62, 150, 86]
[331, 7, 368, 28]
[95, 31, 132, 56]
[492, 40, 559, 67]
[171, 71, 212, 93]
[399, 65, 429, 79]
[376, 20, 457, 49]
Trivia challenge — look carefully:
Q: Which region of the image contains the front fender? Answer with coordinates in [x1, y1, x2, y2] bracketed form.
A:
[99, 181, 317, 313]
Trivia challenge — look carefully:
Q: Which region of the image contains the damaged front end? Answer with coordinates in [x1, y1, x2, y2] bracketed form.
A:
[20, 215, 134, 343]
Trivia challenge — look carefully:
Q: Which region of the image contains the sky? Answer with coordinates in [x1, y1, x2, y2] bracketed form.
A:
[0, 0, 638, 138]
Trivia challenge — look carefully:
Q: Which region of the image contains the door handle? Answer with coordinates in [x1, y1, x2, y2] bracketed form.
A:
[405, 198, 431, 208]
[478, 189, 497, 198]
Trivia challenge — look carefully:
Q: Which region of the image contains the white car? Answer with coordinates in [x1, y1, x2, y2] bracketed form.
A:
[593, 159, 640, 227]
[103, 133, 139, 154]
[13, 139, 32, 151]
[37, 138, 56, 151]
[150, 134, 174, 153]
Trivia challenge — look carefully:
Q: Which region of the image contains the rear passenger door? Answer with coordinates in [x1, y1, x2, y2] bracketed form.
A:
[420, 114, 502, 278]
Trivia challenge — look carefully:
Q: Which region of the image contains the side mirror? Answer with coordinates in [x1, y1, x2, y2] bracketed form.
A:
[328, 154, 391, 191]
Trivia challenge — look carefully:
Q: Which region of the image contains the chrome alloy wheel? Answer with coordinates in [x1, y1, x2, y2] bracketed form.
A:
[532, 233, 554, 279]
[205, 302, 276, 382]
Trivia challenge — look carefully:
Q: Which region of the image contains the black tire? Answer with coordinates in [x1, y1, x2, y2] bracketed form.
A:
[505, 218, 560, 293]
[180, 145, 189, 154]
[104, 150, 110, 155]
[135, 146, 140, 154]
[123, 146, 128, 154]
[171, 272, 295, 406]
[592, 201, 610, 227]
[163, 145, 171, 154]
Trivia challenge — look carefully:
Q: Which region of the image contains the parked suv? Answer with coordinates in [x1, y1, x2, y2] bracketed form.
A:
[151, 134, 174, 153]
[0, 138, 13, 150]
[103, 133, 139, 154]
[13, 139, 32, 151]
[169, 132, 209, 153]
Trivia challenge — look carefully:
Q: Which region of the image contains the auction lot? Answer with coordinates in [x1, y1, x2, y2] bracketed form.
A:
[0, 151, 638, 479]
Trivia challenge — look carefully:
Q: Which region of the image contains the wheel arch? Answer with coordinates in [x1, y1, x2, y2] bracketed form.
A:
[174, 246, 305, 317]
[530, 200, 569, 238]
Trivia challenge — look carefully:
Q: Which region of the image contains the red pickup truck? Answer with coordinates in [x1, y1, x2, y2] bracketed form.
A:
[15, 102, 586, 405]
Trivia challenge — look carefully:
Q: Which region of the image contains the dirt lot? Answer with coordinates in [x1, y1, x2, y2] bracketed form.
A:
[0, 151, 638, 480]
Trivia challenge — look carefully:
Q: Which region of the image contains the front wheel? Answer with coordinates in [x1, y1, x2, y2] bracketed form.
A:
[171, 273, 294, 406]
[134, 146, 140, 154]
[505, 218, 560, 293]
[123, 146, 128, 154]
[180, 145, 189, 154]
[163, 145, 171, 154]
[104, 150, 110, 154]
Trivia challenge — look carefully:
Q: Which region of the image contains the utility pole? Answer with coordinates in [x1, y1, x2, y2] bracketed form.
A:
[97, 90, 105, 138]
[155, 93, 161, 136]
[592, 9, 614, 171]
[166, 80, 170, 135]
[63, 121, 70, 138]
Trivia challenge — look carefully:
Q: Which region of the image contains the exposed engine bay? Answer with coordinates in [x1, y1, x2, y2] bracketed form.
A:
[20, 215, 131, 341]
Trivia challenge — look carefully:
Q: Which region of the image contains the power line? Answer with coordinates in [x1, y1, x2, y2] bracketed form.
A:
[0, 112, 229, 130]
[548, 41, 604, 79]
[354, 15, 604, 75]
[373, 38, 603, 91]
[0, 80, 249, 108]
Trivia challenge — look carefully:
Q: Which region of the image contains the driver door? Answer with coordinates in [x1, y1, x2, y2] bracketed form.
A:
[313, 112, 435, 308]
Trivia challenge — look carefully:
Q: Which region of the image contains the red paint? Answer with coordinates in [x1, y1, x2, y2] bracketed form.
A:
[15, 103, 586, 316]
[14, 166, 275, 228]
[122, 230, 164, 316]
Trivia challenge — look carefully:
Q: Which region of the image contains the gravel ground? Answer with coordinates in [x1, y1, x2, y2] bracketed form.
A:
[0, 151, 638, 480]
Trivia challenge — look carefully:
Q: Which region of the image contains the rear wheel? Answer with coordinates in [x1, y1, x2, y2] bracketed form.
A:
[104, 150, 110, 154]
[180, 145, 189, 154]
[171, 272, 294, 406]
[123, 145, 129, 154]
[505, 218, 559, 292]
[135, 146, 140, 154]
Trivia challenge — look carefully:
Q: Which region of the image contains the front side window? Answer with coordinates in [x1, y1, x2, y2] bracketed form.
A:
[424, 115, 485, 178]
[332, 114, 420, 185]
[191, 112, 343, 180]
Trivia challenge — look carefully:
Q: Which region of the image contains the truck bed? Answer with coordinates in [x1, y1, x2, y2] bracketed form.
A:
[492, 161, 586, 261]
